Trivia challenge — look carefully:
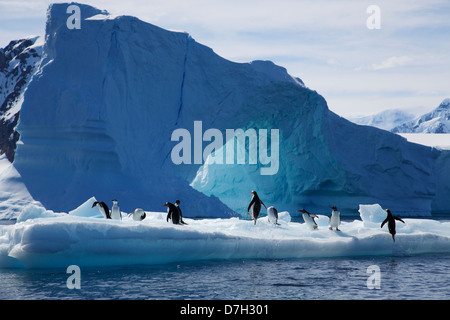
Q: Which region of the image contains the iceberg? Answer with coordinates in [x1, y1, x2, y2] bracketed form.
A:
[0, 155, 37, 219]
[1, 201, 449, 269]
[0, 2, 446, 220]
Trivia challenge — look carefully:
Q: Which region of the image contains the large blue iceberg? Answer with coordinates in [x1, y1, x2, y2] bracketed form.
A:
[0, 3, 446, 219]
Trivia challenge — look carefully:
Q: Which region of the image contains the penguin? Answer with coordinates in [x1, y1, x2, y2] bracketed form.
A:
[297, 209, 318, 230]
[174, 200, 188, 225]
[381, 209, 405, 242]
[329, 206, 341, 231]
[163, 202, 181, 225]
[92, 201, 111, 219]
[267, 206, 280, 225]
[111, 199, 122, 220]
[128, 208, 146, 221]
[247, 190, 267, 225]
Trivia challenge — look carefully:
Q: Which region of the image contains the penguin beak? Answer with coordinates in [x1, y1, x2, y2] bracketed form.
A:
[162, 204, 167, 207]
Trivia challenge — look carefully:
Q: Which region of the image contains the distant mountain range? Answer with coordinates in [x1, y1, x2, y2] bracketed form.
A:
[349, 99, 450, 133]
[391, 99, 450, 133]
[349, 109, 417, 131]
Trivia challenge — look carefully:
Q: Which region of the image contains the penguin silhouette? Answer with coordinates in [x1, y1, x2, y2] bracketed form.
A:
[247, 191, 267, 225]
[381, 209, 405, 242]
[298, 209, 319, 230]
[163, 202, 181, 225]
[92, 201, 111, 219]
[174, 200, 188, 225]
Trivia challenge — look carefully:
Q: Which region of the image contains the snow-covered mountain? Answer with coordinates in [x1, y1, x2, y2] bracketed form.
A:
[349, 109, 416, 131]
[0, 3, 448, 218]
[392, 99, 450, 133]
[0, 37, 42, 162]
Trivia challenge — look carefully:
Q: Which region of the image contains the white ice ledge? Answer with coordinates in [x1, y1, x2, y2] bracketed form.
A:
[1, 200, 449, 269]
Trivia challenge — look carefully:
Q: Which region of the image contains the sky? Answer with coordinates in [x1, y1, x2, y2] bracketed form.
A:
[0, 0, 449, 117]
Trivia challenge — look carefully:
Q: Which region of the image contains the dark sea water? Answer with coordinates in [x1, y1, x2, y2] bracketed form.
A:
[1, 254, 449, 300]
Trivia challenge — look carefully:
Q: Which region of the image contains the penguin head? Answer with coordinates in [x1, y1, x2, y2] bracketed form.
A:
[92, 202, 98, 208]
[297, 209, 308, 213]
[384, 209, 392, 215]
[162, 202, 171, 207]
[330, 206, 338, 211]
[175, 200, 181, 205]
[112, 199, 118, 204]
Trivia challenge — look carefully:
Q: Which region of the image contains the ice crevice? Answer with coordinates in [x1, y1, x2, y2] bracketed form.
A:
[175, 34, 191, 125]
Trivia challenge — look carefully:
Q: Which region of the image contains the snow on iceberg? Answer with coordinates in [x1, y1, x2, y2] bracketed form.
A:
[1, 201, 449, 269]
[0, 155, 38, 219]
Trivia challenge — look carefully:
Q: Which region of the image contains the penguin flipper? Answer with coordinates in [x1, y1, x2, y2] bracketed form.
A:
[261, 201, 267, 209]
[395, 216, 405, 223]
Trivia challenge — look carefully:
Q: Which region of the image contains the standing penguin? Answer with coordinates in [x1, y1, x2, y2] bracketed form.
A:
[128, 208, 146, 221]
[163, 202, 181, 225]
[381, 209, 405, 242]
[174, 200, 187, 225]
[267, 206, 280, 225]
[297, 209, 318, 230]
[92, 201, 111, 219]
[329, 206, 341, 231]
[111, 199, 122, 220]
[247, 191, 267, 225]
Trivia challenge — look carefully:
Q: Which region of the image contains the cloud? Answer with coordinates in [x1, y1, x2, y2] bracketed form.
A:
[370, 56, 414, 70]
[355, 55, 416, 72]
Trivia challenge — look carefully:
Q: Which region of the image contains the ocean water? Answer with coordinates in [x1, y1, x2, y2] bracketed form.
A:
[1, 216, 449, 300]
[1, 254, 449, 300]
